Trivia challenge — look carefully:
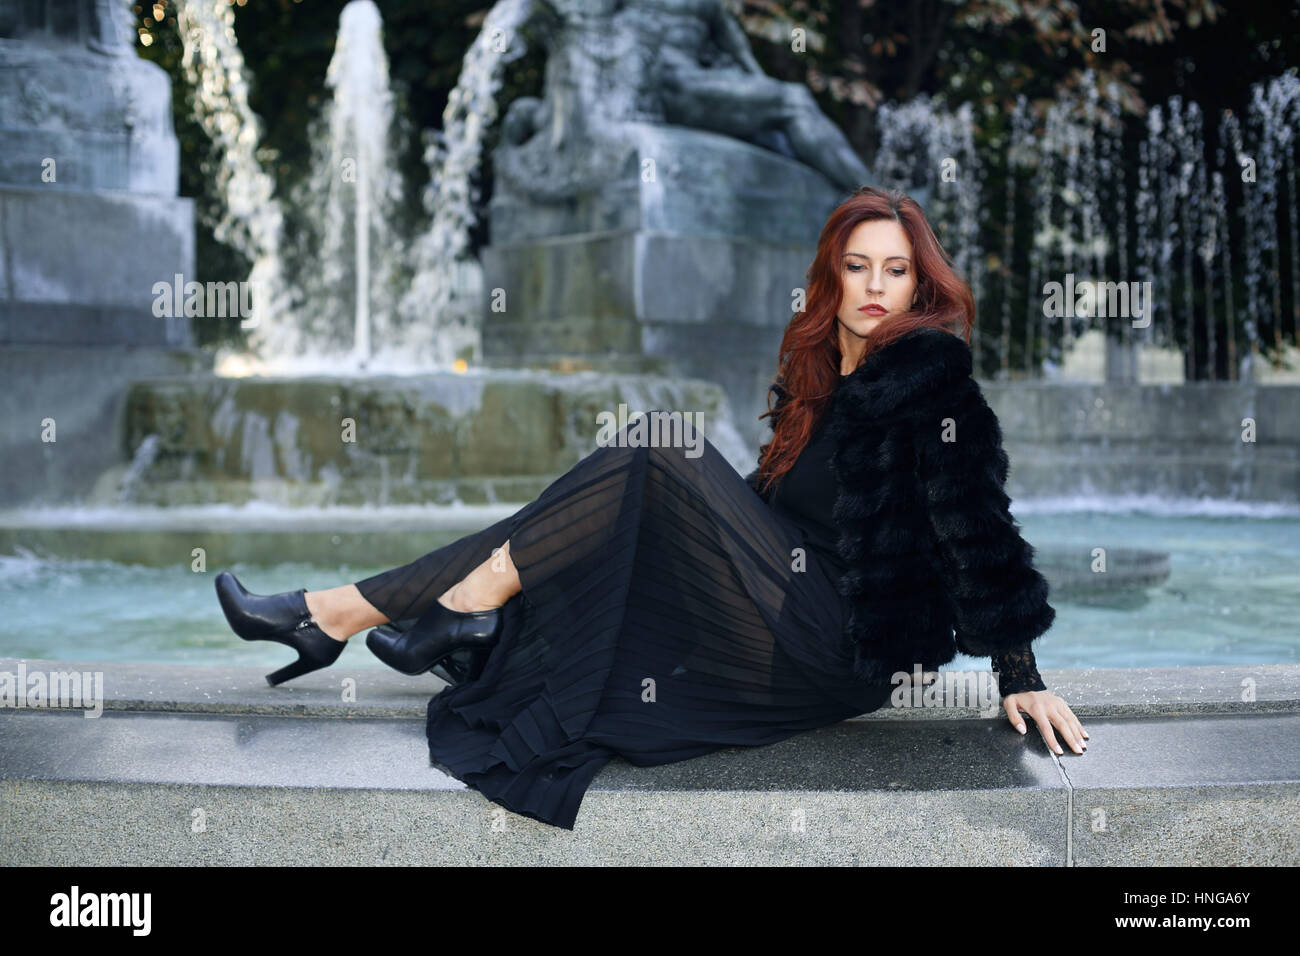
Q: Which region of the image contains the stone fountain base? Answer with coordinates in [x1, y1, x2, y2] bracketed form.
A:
[3, 656, 1296, 865]
[106, 368, 752, 508]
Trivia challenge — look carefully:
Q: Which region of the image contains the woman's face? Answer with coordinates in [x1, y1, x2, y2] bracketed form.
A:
[836, 218, 918, 343]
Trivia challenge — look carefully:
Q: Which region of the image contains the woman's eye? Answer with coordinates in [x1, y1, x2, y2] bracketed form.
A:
[846, 265, 907, 276]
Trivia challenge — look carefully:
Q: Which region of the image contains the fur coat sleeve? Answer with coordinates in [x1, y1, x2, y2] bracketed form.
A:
[907, 344, 1057, 660]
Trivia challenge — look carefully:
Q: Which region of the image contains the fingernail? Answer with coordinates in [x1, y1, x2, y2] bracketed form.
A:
[1016, 724, 1025, 733]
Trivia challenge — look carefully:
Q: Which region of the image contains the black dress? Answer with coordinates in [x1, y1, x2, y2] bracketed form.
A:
[352, 374, 1044, 830]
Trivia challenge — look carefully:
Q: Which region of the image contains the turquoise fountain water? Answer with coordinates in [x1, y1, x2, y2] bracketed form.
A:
[4, 505, 1297, 672]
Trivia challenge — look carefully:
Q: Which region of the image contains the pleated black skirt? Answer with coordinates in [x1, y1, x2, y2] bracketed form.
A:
[353, 413, 894, 830]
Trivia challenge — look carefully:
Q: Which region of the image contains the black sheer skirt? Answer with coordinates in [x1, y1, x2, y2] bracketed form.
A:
[353, 414, 894, 830]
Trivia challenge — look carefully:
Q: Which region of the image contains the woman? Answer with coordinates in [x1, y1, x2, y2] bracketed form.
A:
[215, 185, 1087, 831]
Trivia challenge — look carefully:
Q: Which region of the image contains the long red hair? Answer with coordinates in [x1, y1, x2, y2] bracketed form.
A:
[753, 185, 976, 498]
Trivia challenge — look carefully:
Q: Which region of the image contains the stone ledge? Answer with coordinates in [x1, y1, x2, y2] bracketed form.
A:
[1, 704, 1296, 865]
[2, 658, 1296, 721]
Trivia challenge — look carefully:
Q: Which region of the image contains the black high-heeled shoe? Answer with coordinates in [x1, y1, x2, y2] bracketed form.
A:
[214, 571, 347, 686]
[427, 647, 491, 686]
[365, 597, 502, 678]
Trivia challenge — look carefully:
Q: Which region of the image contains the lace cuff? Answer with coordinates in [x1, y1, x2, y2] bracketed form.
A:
[991, 643, 1047, 696]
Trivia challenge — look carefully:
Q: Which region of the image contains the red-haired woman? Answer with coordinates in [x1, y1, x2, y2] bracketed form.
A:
[216, 185, 1086, 831]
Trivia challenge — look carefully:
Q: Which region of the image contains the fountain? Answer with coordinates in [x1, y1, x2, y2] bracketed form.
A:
[398, 0, 537, 370]
[171, 0, 288, 355]
[83, 0, 800, 516]
[474, 0, 873, 447]
[1, 0, 1298, 669]
[100, 0, 917, 517]
[3, 2, 1300, 865]
[872, 68, 1300, 385]
[866, 69, 1300, 502]
[248, 0, 408, 372]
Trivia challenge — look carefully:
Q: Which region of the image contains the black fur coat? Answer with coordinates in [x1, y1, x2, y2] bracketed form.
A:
[745, 326, 1056, 684]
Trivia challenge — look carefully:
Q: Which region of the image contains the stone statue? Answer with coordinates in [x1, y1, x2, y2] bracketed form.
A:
[497, 0, 870, 198]
[481, 0, 873, 451]
[88, 0, 137, 56]
[0, 0, 200, 508]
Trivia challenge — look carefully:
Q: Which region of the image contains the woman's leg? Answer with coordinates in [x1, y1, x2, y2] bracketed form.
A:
[301, 585, 387, 642]
[439, 539, 522, 612]
[305, 540, 523, 641]
[336, 420, 669, 639]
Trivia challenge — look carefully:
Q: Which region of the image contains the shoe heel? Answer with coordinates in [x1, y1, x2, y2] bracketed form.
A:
[266, 654, 324, 686]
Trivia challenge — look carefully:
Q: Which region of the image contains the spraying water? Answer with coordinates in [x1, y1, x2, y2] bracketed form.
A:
[180, 0, 535, 375]
[398, 0, 535, 369]
[873, 67, 1300, 381]
[176, 0, 1297, 383]
[173, 0, 289, 356]
[263, 0, 409, 373]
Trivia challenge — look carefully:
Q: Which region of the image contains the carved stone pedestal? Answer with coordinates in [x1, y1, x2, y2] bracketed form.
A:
[481, 121, 845, 449]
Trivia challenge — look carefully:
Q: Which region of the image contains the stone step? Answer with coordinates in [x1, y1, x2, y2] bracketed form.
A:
[3, 658, 1297, 720]
[1, 658, 1297, 865]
